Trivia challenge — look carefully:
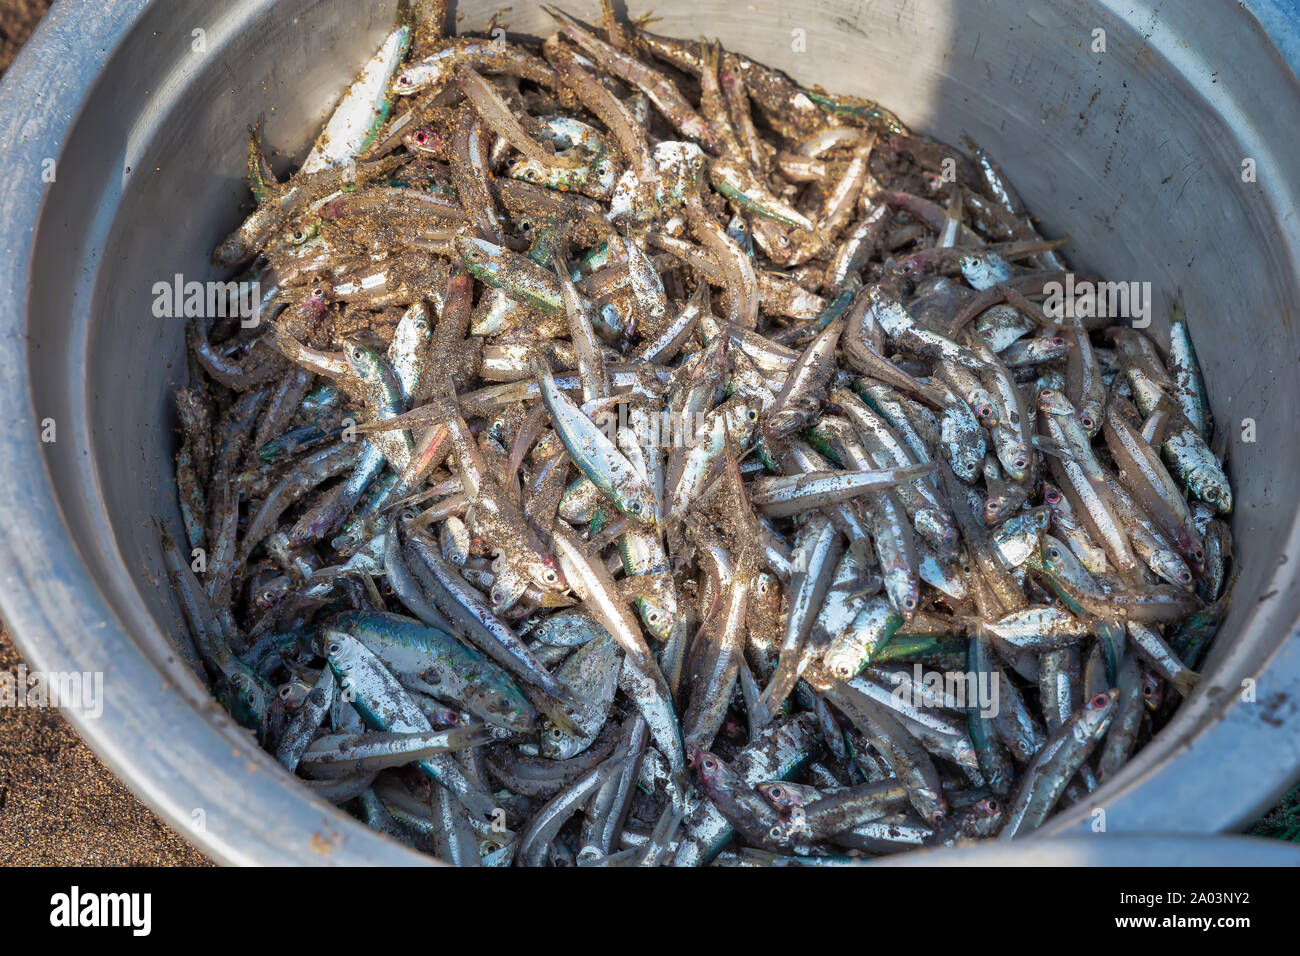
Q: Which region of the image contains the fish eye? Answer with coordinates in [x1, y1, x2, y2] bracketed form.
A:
[312, 288, 325, 299]
[491, 589, 505, 604]
[987, 501, 1000, 513]
[549, 727, 564, 739]
[1013, 456, 1027, 469]
[1053, 337, 1066, 346]
[700, 755, 717, 771]
[983, 799, 999, 813]
[646, 609, 660, 623]
[398, 75, 412, 86]
[1192, 547, 1204, 561]
[1178, 570, 1192, 583]
[630, 501, 643, 514]
[777, 235, 790, 247]
[746, 408, 758, 420]
[542, 568, 559, 585]
[929, 809, 947, 826]
[414, 131, 428, 144]
[327, 642, 341, 656]
[1047, 548, 1059, 559]
[1091, 693, 1109, 708]
[1044, 488, 1059, 503]
[1080, 415, 1093, 428]
[904, 595, 917, 609]
[976, 405, 993, 420]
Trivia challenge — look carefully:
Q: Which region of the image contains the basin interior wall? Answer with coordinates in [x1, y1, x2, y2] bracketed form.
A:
[21, 0, 1300, 858]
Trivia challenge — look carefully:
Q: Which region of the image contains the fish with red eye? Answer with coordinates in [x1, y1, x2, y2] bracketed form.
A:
[275, 283, 332, 340]
[403, 127, 446, 157]
[962, 796, 1004, 838]
[306, 284, 330, 311]
[756, 783, 798, 814]
[692, 749, 789, 850]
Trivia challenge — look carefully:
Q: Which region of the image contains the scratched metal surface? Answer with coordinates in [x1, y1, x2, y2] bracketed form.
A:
[0, 0, 1297, 863]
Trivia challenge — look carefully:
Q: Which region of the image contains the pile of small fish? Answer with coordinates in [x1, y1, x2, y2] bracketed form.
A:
[164, 0, 1235, 865]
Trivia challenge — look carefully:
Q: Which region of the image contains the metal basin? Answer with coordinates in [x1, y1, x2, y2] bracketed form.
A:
[0, 0, 1297, 864]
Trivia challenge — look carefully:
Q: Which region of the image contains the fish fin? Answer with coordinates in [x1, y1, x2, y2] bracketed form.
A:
[1171, 668, 1201, 699]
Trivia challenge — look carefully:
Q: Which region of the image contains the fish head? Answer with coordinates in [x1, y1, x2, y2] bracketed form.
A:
[1189, 470, 1233, 516]
[635, 591, 676, 642]
[403, 127, 444, 155]
[343, 340, 385, 381]
[913, 788, 948, 827]
[222, 663, 274, 743]
[824, 647, 861, 682]
[1141, 671, 1165, 711]
[391, 65, 433, 95]
[691, 750, 732, 793]
[522, 554, 568, 594]
[965, 796, 1005, 837]
[1079, 689, 1120, 738]
[275, 678, 312, 712]
[756, 782, 800, 812]
[982, 492, 1009, 525]
[969, 388, 999, 426]
[284, 218, 322, 247]
[1151, 550, 1195, 591]
[1035, 386, 1075, 418]
[620, 486, 660, 526]
[538, 720, 578, 760]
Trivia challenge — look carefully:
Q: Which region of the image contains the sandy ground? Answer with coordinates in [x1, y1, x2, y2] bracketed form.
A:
[0, 632, 210, 865]
[0, 0, 209, 867]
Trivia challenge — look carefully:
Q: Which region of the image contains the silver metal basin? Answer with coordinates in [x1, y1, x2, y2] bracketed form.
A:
[0, 0, 1297, 864]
